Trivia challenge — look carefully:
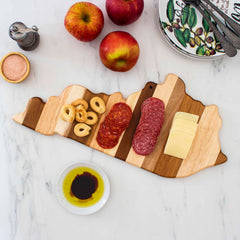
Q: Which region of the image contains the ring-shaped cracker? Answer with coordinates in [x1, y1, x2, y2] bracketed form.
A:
[60, 104, 75, 123]
[90, 97, 106, 114]
[72, 99, 88, 110]
[85, 111, 98, 125]
[74, 123, 91, 137]
[75, 105, 87, 122]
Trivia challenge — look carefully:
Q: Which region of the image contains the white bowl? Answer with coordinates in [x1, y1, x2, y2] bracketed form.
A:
[56, 162, 110, 215]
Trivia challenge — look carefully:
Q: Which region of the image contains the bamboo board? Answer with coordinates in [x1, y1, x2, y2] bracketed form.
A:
[13, 74, 227, 178]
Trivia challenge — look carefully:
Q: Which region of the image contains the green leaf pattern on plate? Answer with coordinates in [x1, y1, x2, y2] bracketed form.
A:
[167, 0, 175, 23]
[196, 45, 205, 55]
[162, 1, 224, 56]
[183, 28, 191, 43]
[181, 4, 189, 26]
[174, 29, 187, 47]
[202, 10, 210, 33]
[187, 8, 197, 29]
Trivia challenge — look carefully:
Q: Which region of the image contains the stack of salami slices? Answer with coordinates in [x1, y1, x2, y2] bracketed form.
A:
[132, 97, 165, 156]
[97, 103, 132, 149]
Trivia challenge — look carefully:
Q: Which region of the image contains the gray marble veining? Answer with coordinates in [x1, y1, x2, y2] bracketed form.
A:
[0, 0, 240, 240]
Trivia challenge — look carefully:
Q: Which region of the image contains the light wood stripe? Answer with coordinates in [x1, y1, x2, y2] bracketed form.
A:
[35, 96, 59, 135]
[54, 85, 86, 136]
[176, 105, 222, 178]
[13, 104, 29, 124]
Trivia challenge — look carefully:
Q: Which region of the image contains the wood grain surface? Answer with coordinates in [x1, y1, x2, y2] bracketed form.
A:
[13, 74, 227, 178]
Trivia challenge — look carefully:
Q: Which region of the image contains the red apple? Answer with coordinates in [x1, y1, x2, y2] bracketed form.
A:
[64, 2, 104, 42]
[106, 0, 144, 25]
[99, 31, 140, 72]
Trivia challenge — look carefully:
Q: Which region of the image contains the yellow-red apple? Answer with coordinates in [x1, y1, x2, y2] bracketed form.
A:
[99, 31, 140, 72]
[64, 2, 104, 42]
[106, 0, 144, 25]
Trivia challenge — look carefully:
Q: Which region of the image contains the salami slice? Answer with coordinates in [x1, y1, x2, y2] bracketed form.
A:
[132, 97, 165, 156]
[139, 111, 164, 124]
[97, 102, 132, 149]
[141, 97, 165, 111]
[135, 123, 161, 138]
[132, 132, 157, 156]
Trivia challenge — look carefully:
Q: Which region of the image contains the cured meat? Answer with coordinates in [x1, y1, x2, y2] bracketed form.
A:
[107, 103, 132, 127]
[141, 97, 165, 111]
[132, 97, 165, 156]
[132, 132, 157, 156]
[97, 102, 132, 149]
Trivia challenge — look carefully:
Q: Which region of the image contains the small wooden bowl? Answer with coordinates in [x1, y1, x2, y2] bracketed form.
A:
[0, 52, 30, 84]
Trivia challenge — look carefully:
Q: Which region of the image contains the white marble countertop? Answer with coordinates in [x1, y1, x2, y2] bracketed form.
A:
[0, 0, 240, 239]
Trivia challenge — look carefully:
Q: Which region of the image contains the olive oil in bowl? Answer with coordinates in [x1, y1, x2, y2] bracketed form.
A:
[63, 167, 104, 207]
[56, 162, 110, 215]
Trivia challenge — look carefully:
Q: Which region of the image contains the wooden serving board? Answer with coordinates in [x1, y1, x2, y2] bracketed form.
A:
[13, 74, 227, 178]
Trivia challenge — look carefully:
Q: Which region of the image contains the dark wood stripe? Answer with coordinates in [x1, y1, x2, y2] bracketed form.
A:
[153, 155, 183, 178]
[115, 82, 157, 161]
[67, 90, 110, 146]
[152, 89, 205, 177]
[141, 78, 185, 175]
[215, 152, 227, 166]
[178, 94, 205, 116]
[22, 97, 45, 130]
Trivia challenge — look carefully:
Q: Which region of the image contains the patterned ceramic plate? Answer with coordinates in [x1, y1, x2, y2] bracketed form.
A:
[158, 0, 240, 59]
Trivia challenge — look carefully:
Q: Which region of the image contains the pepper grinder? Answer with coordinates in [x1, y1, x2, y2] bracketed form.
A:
[9, 22, 40, 51]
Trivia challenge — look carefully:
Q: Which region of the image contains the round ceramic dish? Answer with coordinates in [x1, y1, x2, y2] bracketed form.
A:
[56, 162, 110, 215]
[158, 0, 239, 59]
[0, 52, 30, 83]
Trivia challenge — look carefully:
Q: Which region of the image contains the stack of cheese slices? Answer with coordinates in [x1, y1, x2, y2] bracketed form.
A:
[164, 112, 199, 159]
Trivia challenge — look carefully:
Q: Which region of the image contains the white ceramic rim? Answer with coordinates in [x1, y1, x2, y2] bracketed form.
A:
[157, 0, 226, 60]
[55, 162, 110, 215]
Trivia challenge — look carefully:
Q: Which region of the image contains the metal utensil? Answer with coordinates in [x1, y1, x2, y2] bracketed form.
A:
[183, 0, 237, 57]
[202, 0, 240, 37]
[198, 1, 240, 49]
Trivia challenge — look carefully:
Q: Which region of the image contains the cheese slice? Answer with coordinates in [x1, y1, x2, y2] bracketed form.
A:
[172, 118, 198, 131]
[173, 112, 199, 124]
[164, 131, 196, 159]
[164, 112, 199, 159]
[170, 128, 196, 137]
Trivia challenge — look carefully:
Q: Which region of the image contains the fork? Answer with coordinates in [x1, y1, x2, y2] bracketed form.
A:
[202, 0, 240, 37]
[182, 0, 237, 57]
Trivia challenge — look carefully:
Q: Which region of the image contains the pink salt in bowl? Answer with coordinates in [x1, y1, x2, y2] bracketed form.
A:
[0, 52, 30, 83]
